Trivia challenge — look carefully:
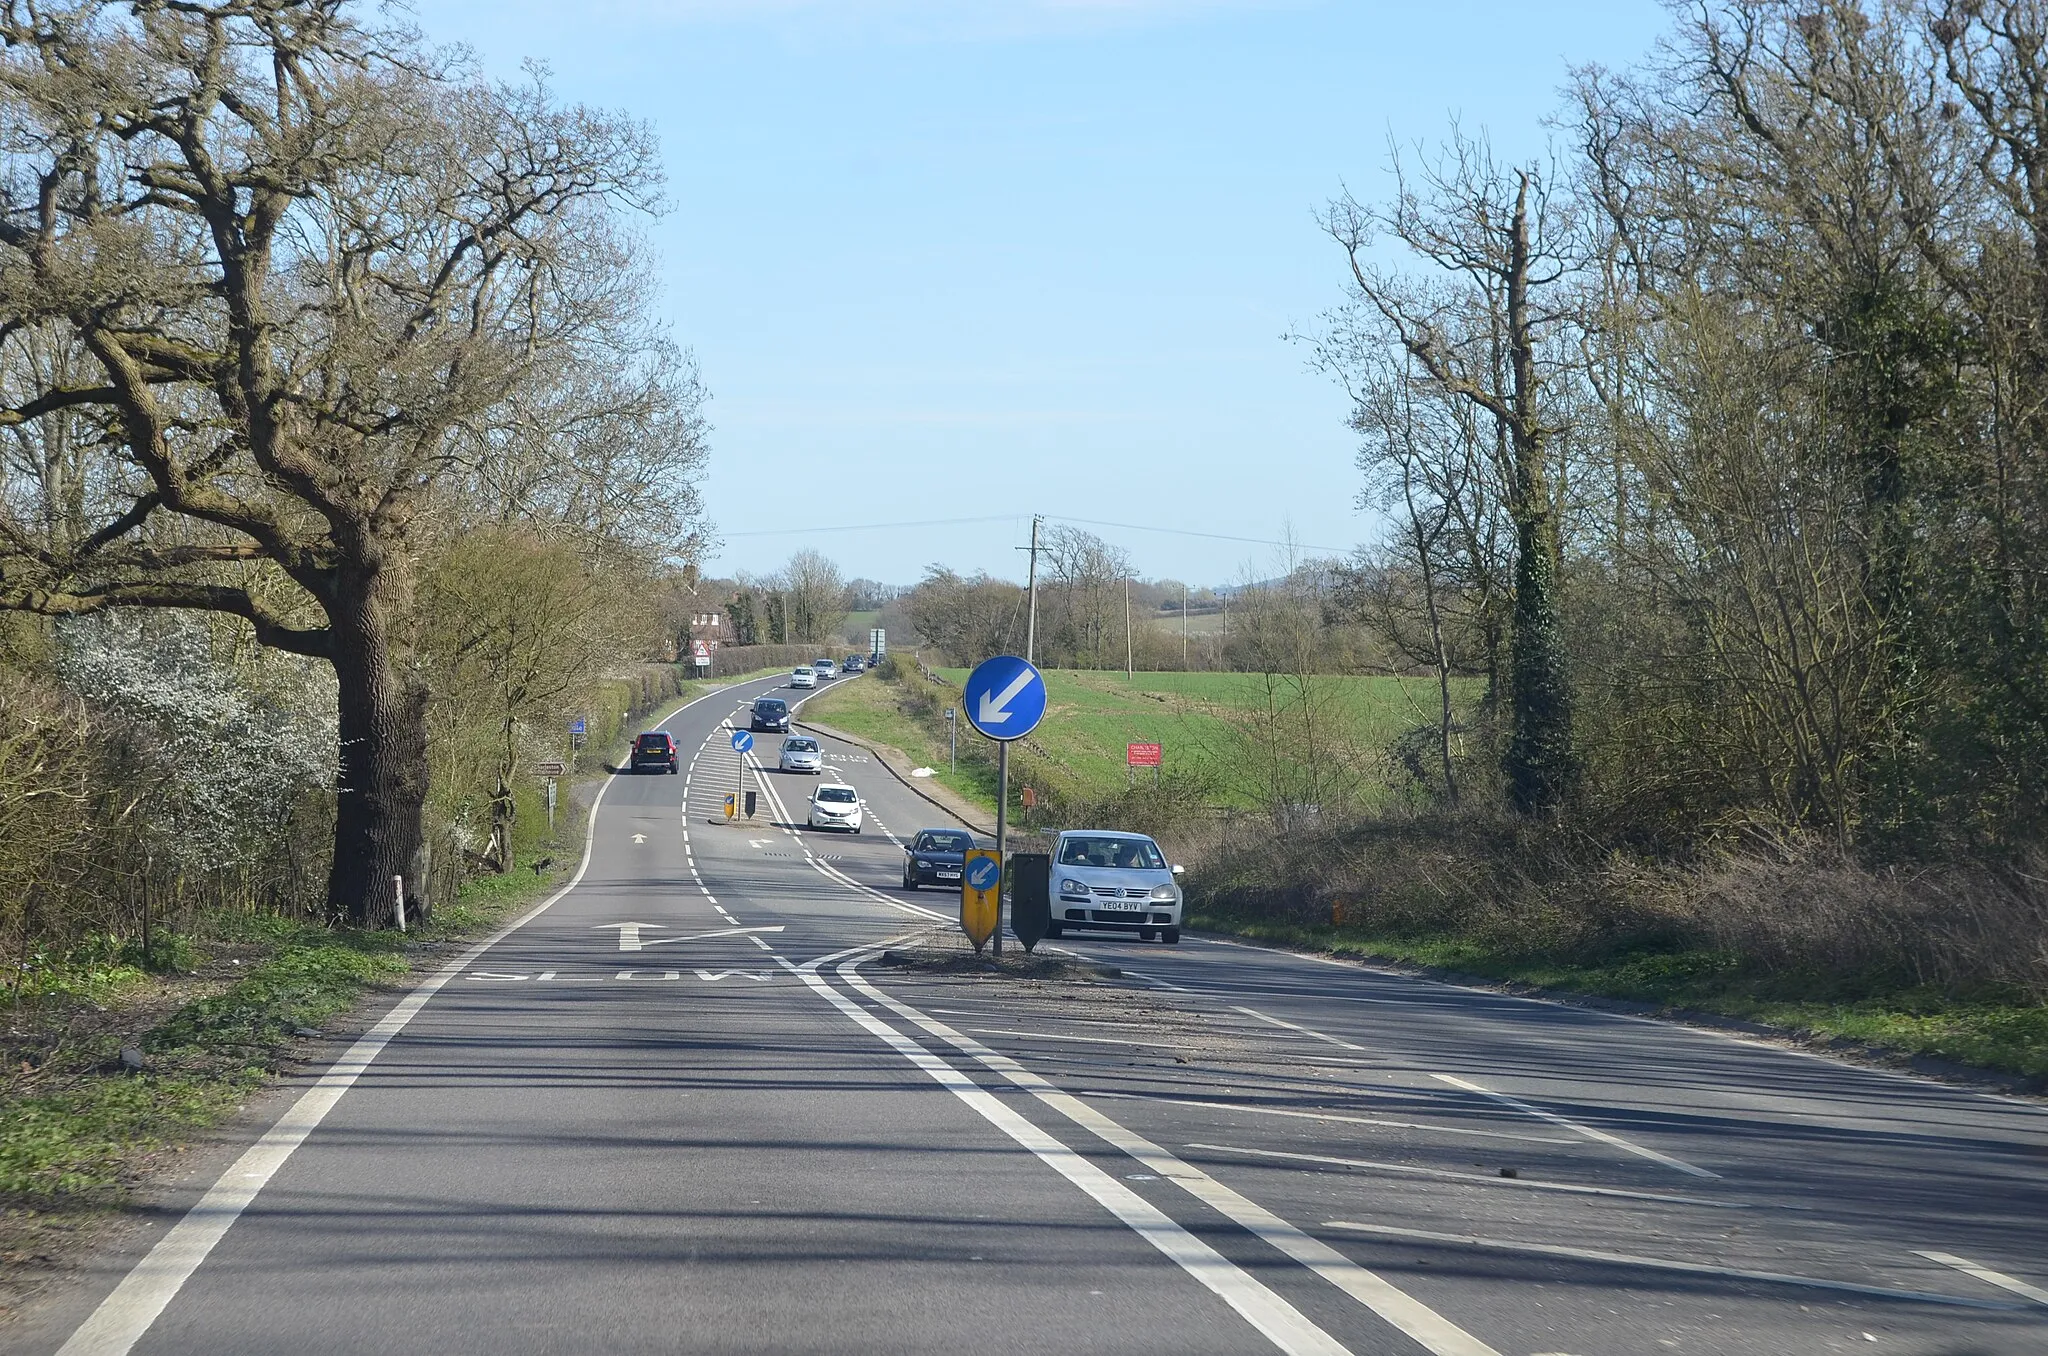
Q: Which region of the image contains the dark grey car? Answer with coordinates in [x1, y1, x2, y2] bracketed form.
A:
[902, 828, 974, 890]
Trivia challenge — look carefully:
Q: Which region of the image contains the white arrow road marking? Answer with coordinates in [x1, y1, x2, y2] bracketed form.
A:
[975, 668, 1036, 726]
[593, 922, 658, 951]
[636, 924, 786, 950]
[631, 833, 647, 844]
[694, 970, 773, 982]
[748, 838, 772, 849]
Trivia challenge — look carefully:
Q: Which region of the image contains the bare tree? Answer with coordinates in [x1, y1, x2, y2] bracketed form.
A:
[780, 549, 848, 645]
[1323, 129, 1578, 812]
[0, 1, 671, 921]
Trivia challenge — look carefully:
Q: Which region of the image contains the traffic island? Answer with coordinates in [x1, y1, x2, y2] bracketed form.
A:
[871, 929, 1121, 982]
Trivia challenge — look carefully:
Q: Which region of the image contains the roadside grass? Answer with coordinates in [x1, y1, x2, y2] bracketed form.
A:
[930, 667, 1479, 806]
[808, 663, 1479, 812]
[1188, 905, 2048, 1082]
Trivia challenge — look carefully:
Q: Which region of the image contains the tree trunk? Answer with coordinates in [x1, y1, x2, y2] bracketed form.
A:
[327, 571, 431, 926]
[1500, 173, 1576, 814]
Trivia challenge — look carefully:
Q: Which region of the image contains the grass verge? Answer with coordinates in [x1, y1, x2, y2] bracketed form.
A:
[1187, 904, 2048, 1084]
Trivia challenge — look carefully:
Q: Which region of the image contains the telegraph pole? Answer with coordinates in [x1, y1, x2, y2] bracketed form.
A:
[1024, 514, 1042, 664]
[1182, 581, 1189, 670]
[1124, 573, 1133, 679]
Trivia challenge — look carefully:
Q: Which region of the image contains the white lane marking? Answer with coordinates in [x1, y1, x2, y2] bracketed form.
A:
[838, 964, 1502, 1356]
[51, 673, 762, 1356]
[1319, 1222, 2024, 1312]
[748, 935, 773, 950]
[1187, 1142, 1763, 1209]
[1085, 1091, 1575, 1145]
[783, 962, 1352, 1356]
[970, 1027, 1199, 1051]
[1430, 1073, 1720, 1180]
[1237, 1006, 1369, 1050]
[797, 930, 935, 974]
[1915, 1251, 2048, 1306]
[694, 970, 773, 982]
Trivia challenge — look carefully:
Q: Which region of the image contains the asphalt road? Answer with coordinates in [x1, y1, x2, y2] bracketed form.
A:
[23, 670, 2048, 1355]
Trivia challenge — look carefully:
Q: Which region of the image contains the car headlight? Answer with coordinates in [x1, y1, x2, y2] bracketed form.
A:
[1150, 884, 1178, 901]
[1059, 879, 1089, 896]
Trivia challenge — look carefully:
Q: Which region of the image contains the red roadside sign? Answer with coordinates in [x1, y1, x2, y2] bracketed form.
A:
[1127, 742, 1162, 768]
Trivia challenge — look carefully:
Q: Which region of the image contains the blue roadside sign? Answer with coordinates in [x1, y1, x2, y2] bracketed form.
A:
[962, 655, 1046, 741]
[966, 854, 1002, 891]
[570, 717, 586, 735]
[730, 729, 754, 753]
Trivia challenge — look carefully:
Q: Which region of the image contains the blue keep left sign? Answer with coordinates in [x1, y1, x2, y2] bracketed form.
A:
[966, 855, 1002, 891]
[962, 655, 1046, 741]
[730, 729, 754, 753]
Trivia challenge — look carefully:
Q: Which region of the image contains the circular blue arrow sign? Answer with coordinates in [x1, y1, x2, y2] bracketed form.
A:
[966, 856, 1002, 890]
[962, 655, 1046, 741]
[730, 729, 754, 752]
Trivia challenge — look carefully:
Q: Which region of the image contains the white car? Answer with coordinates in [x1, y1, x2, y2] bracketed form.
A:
[807, 782, 863, 833]
[789, 666, 816, 689]
[813, 658, 838, 679]
[779, 735, 823, 774]
[1048, 830, 1184, 944]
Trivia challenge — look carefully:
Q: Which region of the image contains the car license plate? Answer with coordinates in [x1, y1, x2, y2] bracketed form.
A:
[1098, 899, 1142, 912]
[938, 871, 961, 880]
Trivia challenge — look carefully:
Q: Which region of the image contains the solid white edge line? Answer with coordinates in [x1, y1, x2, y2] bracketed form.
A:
[837, 961, 1503, 1356]
[1430, 1073, 1720, 1179]
[1915, 1251, 2048, 1306]
[1315, 1223, 2025, 1313]
[54, 677, 761, 1356]
[781, 962, 1352, 1356]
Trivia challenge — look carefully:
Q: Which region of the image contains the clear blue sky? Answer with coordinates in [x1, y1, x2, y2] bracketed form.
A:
[415, 0, 1669, 588]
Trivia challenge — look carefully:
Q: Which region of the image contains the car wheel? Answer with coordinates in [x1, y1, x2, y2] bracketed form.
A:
[903, 873, 918, 891]
[1162, 927, 1180, 945]
[1137, 928, 1156, 942]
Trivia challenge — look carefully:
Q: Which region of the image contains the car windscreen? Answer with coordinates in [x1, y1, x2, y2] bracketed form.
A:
[817, 786, 857, 803]
[755, 700, 785, 714]
[917, 831, 972, 853]
[783, 739, 818, 752]
[793, 668, 812, 675]
[1057, 835, 1165, 869]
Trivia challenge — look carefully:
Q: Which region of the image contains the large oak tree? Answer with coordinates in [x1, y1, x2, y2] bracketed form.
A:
[0, 0, 673, 922]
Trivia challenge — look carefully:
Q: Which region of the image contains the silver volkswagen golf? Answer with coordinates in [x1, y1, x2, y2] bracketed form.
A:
[1047, 830, 1183, 943]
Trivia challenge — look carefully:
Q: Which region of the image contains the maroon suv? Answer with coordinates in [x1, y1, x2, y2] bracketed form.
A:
[631, 731, 678, 774]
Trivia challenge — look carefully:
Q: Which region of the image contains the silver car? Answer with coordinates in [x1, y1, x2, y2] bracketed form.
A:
[779, 735, 823, 774]
[1047, 830, 1184, 944]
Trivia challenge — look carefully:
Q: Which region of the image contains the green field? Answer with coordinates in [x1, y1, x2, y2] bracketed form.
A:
[806, 664, 1476, 812]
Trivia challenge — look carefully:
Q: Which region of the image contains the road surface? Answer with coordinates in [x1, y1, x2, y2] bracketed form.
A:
[21, 672, 2048, 1355]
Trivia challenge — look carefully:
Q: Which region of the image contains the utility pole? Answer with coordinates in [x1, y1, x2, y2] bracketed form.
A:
[1124, 573, 1133, 679]
[1182, 581, 1189, 670]
[1024, 514, 1042, 663]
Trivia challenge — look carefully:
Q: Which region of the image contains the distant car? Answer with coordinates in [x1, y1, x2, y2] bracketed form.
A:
[902, 827, 974, 890]
[630, 731, 678, 775]
[807, 781, 863, 833]
[841, 654, 865, 674]
[1047, 830, 1183, 943]
[789, 666, 816, 689]
[813, 658, 838, 679]
[750, 697, 790, 733]
[779, 735, 823, 774]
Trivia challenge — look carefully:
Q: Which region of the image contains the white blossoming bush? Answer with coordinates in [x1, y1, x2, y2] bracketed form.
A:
[55, 614, 337, 877]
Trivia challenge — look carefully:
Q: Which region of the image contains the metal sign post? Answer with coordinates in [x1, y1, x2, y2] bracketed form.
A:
[945, 707, 956, 772]
[962, 655, 1048, 956]
[570, 716, 586, 752]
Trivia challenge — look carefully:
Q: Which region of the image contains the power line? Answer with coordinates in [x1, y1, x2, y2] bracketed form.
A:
[719, 514, 1015, 538]
[1044, 515, 1353, 555]
[714, 511, 1354, 556]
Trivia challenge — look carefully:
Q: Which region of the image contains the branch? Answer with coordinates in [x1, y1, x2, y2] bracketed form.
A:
[0, 581, 331, 659]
